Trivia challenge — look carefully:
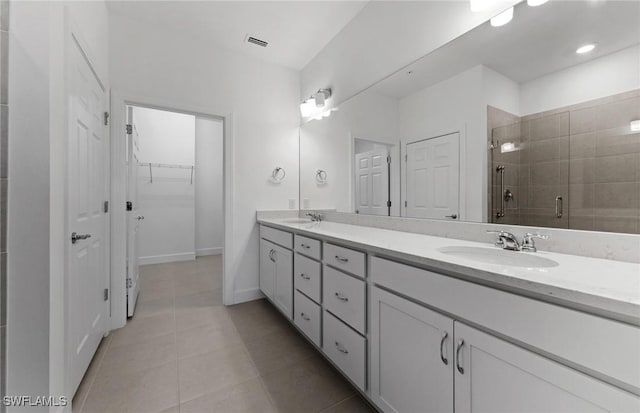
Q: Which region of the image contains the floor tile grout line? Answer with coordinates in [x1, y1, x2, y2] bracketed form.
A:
[317, 394, 357, 413]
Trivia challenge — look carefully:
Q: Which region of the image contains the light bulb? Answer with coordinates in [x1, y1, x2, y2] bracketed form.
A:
[490, 7, 514, 27]
[576, 44, 596, 54]
[527, 0, 548, 6]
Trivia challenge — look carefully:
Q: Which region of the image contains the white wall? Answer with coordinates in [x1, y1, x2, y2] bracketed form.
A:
[195, 117, 224, 256]
[301, 0, 519, 108]
[110, 13, 299, 303]
[134, 107, 196, 265]
[520, 45, 640, 115]
[8, 0, 109, 407]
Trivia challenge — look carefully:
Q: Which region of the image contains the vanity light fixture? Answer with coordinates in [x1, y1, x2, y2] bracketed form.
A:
[300, 88, 332, 119]
[576, 44, 596, 54]
[527, 0, 548, 6]
[500, 142, 517, 153]
[630, 120, 640, 132]
[491, 7, 514, 27]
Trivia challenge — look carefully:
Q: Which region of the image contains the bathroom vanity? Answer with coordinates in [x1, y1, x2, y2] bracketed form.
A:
[257, 217, 640, 412]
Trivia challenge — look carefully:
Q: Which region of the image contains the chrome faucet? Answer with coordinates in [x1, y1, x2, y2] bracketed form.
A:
[305, 211, 323, 222]
[487, 230, 549, 252]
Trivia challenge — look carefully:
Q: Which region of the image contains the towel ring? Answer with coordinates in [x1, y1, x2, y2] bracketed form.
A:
[316, 169, 327, 185]
[271, 167, 286, 183]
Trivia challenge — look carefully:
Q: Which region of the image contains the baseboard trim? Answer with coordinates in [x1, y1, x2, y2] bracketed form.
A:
[196, 247, 223, 257]
[233, 287, 264, 304]
[139, 252, 195, 266]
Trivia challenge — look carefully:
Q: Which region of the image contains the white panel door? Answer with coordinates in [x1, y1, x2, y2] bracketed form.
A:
[454, 322, 640, 413]
[126, 107, 141, 317]
[406, 133, 459, 220]
[370, 287, 454, 413]
[67, 36, 109, 394]
[355, 148, 389, 216]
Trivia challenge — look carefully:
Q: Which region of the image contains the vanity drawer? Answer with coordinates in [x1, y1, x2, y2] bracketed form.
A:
[323, 265, 366, 334]
[260, 225, 293, 249]
[324, 243, 366, 278]
[295, 234, 322, 260]
[294, 253, 321, 303]
[294, 290, 321, 347]
[323, 310, 366, 391]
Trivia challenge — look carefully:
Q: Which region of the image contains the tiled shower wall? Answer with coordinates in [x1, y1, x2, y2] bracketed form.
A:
[0, 0, 7, 408]
[489, 89, 640, 234]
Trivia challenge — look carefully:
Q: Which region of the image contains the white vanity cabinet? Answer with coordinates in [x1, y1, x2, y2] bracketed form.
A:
[454, 321, 640, 413]
[370, 286, 454, 413]
[259, 227, 293, 319]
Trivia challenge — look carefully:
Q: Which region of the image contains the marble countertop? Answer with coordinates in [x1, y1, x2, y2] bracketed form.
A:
[258, 217, 640, 325]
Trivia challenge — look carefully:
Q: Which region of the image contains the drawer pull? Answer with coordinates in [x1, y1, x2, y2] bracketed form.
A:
[335, 341, 349, 354]
[269, 249, 276, 263]
[300, 312, 310, 321]
[334, 255, 349, 263]
[440, 332, 449, 365]
[456, 339, 465, 375]
[300, 243, 311, 249]
[300, 273, 311, 280]
[334, 292, 349, 302]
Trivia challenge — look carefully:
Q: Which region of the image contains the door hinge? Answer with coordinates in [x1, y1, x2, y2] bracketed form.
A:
[104, 201, 109, 213]
[126, 201, 133, 211]
[104, 111, 110, 126]
[126, 124, 133, 135]
[387, 201, 392, 207]
[103, 288, 109, 301]
[127, 278, 133, 289]
[404, 154, 408, 162]
[387, 155, 391, 164]
[405, 200, 408, 207]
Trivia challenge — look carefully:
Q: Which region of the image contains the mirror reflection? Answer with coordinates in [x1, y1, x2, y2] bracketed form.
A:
[299, 0, 640, 233]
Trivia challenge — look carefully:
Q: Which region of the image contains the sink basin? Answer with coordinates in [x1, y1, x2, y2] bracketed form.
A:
[437, 246, 559, 268]
[278, 218, 313, 224]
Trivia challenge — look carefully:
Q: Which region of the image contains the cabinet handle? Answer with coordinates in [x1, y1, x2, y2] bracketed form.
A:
[440, 332, 449, 365]
[456, 339, 465, 374]
[300, 312, 310, 321]
[335, 341, 349, 354]
[269, 249, 276, 262]
[300, 273, 311, 280]
[334, 292, 349, 302]
[334, 255, 349, 263]
[300, 243, 311, 249]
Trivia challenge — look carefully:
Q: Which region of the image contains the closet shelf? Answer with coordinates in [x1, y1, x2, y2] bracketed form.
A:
[138, 162, 195, 184]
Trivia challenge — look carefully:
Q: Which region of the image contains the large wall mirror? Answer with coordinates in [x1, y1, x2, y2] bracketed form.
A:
[299, 0, 640, 234]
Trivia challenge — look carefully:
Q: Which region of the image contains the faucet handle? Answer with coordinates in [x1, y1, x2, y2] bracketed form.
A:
[521, 233, 549, 252]
[486, 230, 506, 247]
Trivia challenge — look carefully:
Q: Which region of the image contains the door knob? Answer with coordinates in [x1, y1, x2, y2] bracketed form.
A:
[71, 232, 92, 244]
[445, 214, 458, 219]
[136, 215, 145, 220]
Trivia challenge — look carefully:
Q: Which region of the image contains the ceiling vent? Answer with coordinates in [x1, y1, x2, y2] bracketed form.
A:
[246, 35, 268, 48]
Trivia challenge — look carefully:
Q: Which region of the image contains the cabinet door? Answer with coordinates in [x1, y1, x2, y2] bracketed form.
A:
[370, 287, 454, 413]
[454, 322, 640, 413]
[259, 239, 275, 300]
[273, 245, 293, 320]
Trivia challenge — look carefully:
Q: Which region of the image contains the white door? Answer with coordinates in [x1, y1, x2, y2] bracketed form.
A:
[454, 322, 640, 413]
[273, 244, 293, 320]
[355, 148, 389, 216]
[67, 36, 109, 394]
[370, 286, 454, 413]
[259, 239, 276, 300]
[406, 133, 459, 220]
[126, 107, 141, 317]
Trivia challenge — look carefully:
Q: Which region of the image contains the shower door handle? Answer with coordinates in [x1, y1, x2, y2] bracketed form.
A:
[555, 196, 563, 218]
[496, 165, 505, 218]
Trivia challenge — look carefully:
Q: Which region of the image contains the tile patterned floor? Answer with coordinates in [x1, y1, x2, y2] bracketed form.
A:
[72, 256, 376, 413]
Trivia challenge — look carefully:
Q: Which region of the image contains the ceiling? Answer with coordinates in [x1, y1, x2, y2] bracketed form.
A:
[106, 1, 368, 70]
[372, 0, 640, 99]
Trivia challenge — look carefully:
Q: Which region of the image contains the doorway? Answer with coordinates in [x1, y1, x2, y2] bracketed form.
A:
[124, 105, 224, 318]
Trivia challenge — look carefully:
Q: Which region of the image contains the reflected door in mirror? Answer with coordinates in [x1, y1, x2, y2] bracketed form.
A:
[406, 133, 460, 220]
[355, 148, 390, 216]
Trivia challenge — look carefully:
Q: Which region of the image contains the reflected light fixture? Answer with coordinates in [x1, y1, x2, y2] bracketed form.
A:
[576, 44, 596, 54]
[300, 88, 333, 119]
[491, 7, 514, 27]
[631, 120, 640, 132]
[500, 142, 517, 153]
[527, 0, 548, 6]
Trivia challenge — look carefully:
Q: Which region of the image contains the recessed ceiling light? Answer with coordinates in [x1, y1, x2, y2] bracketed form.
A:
[491, 7, 514, 27]
[576, 44, 596, 54]
[527, 0, 548, 6]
